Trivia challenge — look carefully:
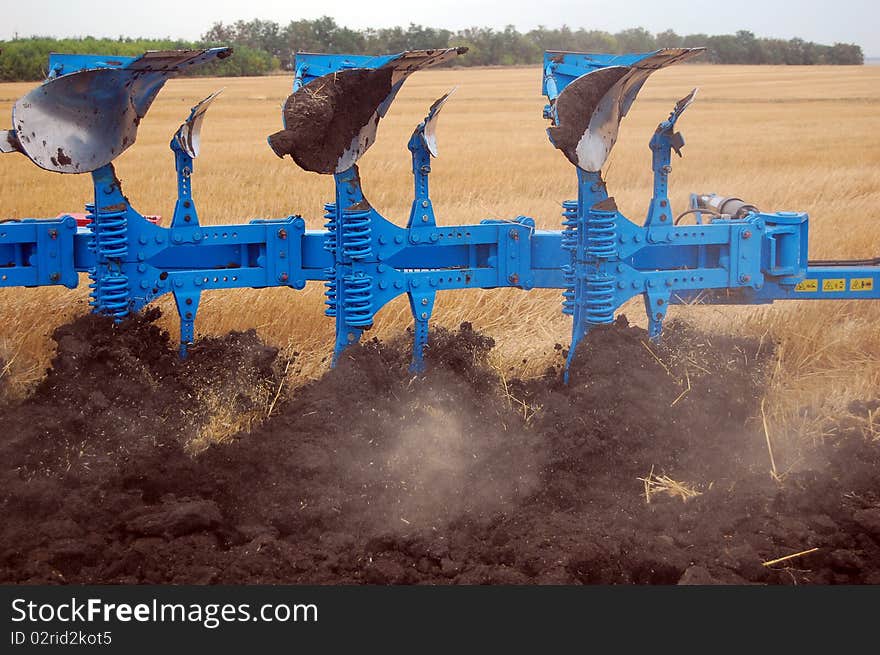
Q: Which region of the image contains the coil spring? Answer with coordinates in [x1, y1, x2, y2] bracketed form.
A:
[323, 202, 337, 255]
[88, 271, 130, 320]
[561, 267, 575, 316]
[584, 274, 615, 324]
[85, 203, 130, 321]
[585, 210, 616, 259]
[87, 204, 128, 259]
[324, 267, 337, 317]
[99, 273, 130, 319]
[561, 200, 578, 252]
[342, 273, 374, 327]
[341, 207, 372, 260]
[561, 200, 578, 315]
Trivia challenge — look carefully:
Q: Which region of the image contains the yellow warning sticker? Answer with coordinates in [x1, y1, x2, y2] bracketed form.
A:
[794, 279, 817, 292]
[822, 279, 846, 292]
[850, 278, 874, 291]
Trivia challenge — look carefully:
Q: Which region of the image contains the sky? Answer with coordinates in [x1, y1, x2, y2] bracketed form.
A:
[2, 0, 877, 56]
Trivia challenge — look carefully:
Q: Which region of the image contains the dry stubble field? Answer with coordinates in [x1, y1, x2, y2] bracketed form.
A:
[1, 63, 879, 454]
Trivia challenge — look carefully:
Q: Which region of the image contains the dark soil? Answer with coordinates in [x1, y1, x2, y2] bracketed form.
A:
[547, 66, 627, 170]
[268, 67, 392, 174]
[1, 311, 879, 585]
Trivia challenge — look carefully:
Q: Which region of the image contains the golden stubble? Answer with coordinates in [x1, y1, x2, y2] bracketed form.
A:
[1, 64, 878, 447]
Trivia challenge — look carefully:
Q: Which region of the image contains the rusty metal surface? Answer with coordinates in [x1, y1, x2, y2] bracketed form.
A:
[550, 48, 704, 172]
[173, 90, 223, 158]
[0, 130, 20, 154]
[423, 88, 456, 157]
[270, 48, 466, 174]
[9, 48, 231, 174]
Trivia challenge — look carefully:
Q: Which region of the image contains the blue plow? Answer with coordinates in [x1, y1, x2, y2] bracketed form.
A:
[1, 46, 877, 374]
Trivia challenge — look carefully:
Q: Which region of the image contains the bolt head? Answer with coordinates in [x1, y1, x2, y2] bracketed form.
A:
[742, 230, 752, 239]
[421, 297, 428, 305]
[279, 273, 289, 283]
[278, 228, 287, 240]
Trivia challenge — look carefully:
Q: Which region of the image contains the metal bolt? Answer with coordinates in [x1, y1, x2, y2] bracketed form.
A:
[185, 312, 192, 319]
[185, 297, 192, 305]
[421, 215, 429, 222]
[279, 272, 289, 283]
[49, 272, 60, 282]
[509, 273, 520, 285]
[740, 274, 751, 283]
[49, 229, 58, 239]
[421, 298, 428, 306]
[278, 228, 287, 240]
[659, 214, 667, 222]
[184, 215, 191, 222]
[509, 229, 519, 241]
[742, 230, 752, 239]
[422, 200, 429, 208]
[656, 298, 664, 306]
[660, 200, 667, 207]
[421, 312, 428, 319]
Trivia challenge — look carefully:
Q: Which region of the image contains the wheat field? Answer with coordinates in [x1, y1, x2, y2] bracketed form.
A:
[1, 64, 879, 448]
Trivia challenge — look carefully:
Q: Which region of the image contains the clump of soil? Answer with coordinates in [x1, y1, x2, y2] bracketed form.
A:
[268, 68, 392, 173]
[547, 65, 628, 169]
[1, 311, 879, 585]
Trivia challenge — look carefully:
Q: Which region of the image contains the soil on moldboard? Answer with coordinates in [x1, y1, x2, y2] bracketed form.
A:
[1, 311, 879, 585]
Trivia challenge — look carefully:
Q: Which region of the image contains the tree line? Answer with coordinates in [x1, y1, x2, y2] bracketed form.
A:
[0, 18, 864, 81]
